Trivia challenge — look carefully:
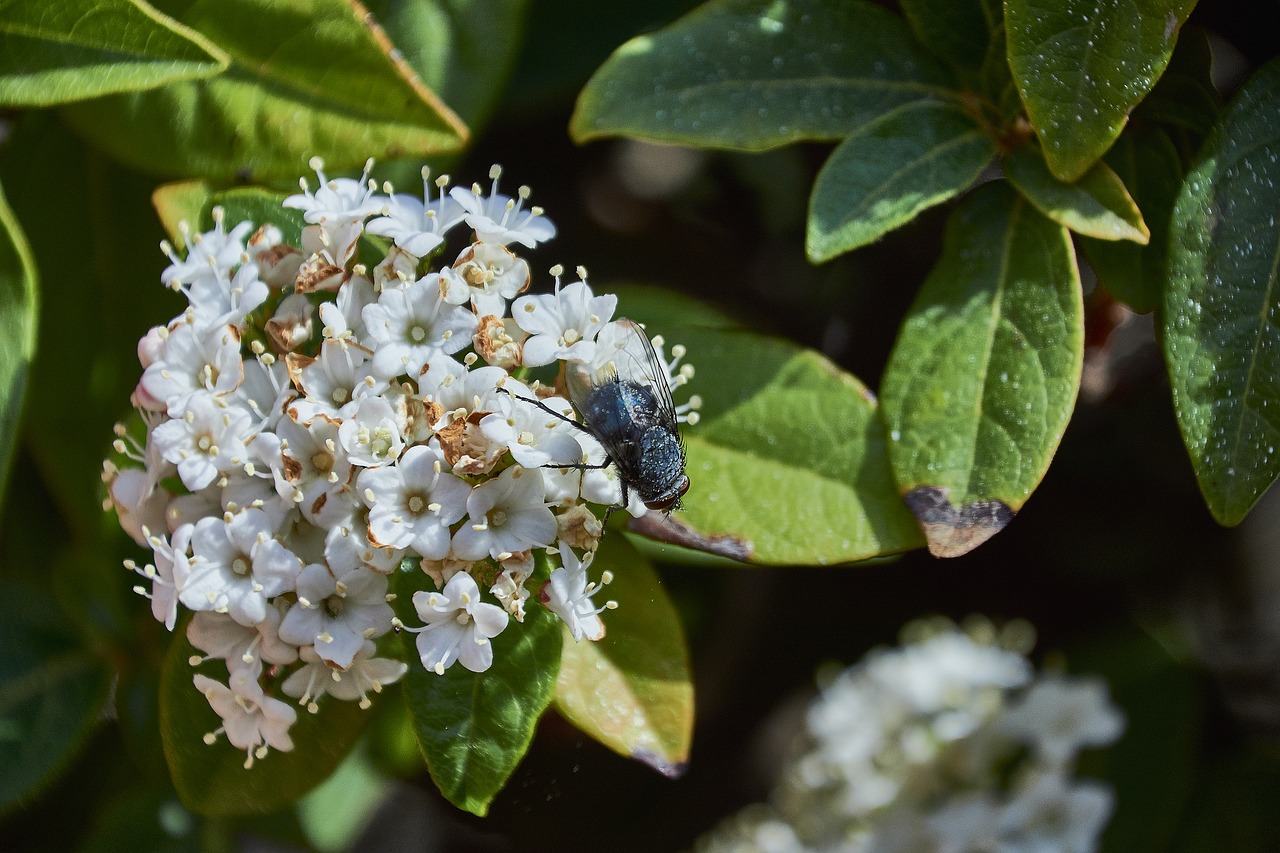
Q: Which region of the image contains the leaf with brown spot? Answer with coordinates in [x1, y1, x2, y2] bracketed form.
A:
[881, 182, 1083, 557]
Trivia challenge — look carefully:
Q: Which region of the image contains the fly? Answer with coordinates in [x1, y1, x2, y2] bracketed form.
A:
[501, 318, 689, 519]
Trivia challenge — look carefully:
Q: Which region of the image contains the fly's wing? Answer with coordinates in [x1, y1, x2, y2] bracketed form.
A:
[568, 318, 679, 430]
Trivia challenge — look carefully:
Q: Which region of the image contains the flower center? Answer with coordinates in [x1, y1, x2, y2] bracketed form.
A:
[561, 328, 581, 346]
[408, 495, 426, 514]
[231, 556, 251, 576]
[331, 386, 350, 404]
[196, 433, 215, 454]
[323, 593, 344, 618]
[357, 424, 395, 459]
[489, 509, 508, 528]
[311, 450, 334, 473]
[454, 611, 472, 626]
[409, 324, 428, 343]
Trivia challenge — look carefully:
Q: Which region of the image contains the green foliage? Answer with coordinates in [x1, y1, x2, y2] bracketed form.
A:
[393, 563, 563, 816]
[807, 101, 994, 261]
[58, 0, 468, 180]
[553, 535, 692, 776]
[1003, 143, 1149, 243]
[881, 183, 1082, 556]
[0, 178, 36, 511]
[570, 0, 957, 150]
[0, 0, 229, 107]
[1005, 0, 1197, 181]
[1164, 57, 1280, 526]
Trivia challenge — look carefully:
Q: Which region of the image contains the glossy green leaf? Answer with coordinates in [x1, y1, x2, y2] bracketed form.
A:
[1163, 58, 1280, 526]
[364, 0, 527, 132]
[1004, 143, 1149, 243]
[0, 581, 112, 811]
[0, 177, 37, 511]
[0, 114, 165, 534]
[1079, 126, 1184, 313]
[1005, 0, 1196, 181]
[0, 0, 228, 107]
[553, 535, 692, 777]
[60, 0, 467, 181]
[807, 100, 994, 261]
[394, 565, 562, 816]
[898, 0, 999, 71]
[571, 0, 958, 150]
[881, 182, 1083, 557]
[1133, 26, 1219, 139]
[160, 620, 372, 815]
[619, 291, 923, 565]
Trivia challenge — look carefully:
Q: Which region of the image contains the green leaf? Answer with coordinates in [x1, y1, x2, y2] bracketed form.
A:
[880, 182, 1083, 557]
[1163, 58, 1280, 527]
[364, 0, 527, 132]
[1079, 126, 1184, 313]
[0, 114, 166, 535]
[553, 536, 692, 777]
[621, 293, 923, 564]
[0, 177, 37, 512]
[898, 0, 999, 71]
[394, 565, 562, 816]
[1004, 143, 1150, 243]
[1133, 26, 1219, 139]
[0, 0, 229, 107]
[1005, 0, 1196, 181]
[570, 0, 958, 150]
[0, 581, 112, 812]
[807, 100, 994, 261]
[59, 0, 467, 181]
[160, 620, 372, 816]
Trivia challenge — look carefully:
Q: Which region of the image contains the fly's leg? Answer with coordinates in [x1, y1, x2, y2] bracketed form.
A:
[495, 386, 593, 437]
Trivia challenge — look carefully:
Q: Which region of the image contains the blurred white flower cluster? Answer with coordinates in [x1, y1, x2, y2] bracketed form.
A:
[104, 159, 696, 769]
[698, 619, 1126, 853]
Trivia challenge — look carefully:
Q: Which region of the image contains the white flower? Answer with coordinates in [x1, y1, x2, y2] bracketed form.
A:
[151, 392, 256, 491]
[365, 169, 467, 257]
[449, 164, 556, 248]
[999, 675, 1125, 768]
[511, 275, 616, 366]
[323, 506, 404, 573]
[181, 510, 303, 626]
[195, 670, 297, 768]
[451, 466, 556, 561]
[337, 396, 405, 468]
[161, 210, 252, 291]
[541, 541, 612, 641]
[284, 157, 382, 266]
[318, 273, 377, 344]
[403, 572, 510, 674]
[361, 274, 478, 379]
[867, 631, 1032, 717]
[479, 384, 582, 469]
[439, 241, 531, 316]
[186, 607, 299, 675]
[127, 524, 194, 631]
[273, 413, 352, 523]
[282, 641, 407, 712]
[357, 443, 470, 558]
[996, 773, 1114, 853]
[278, 564, 393, 669]
[285, 338, 386, 424]
[139, 321, 243, 416]
[185, 261, 269, 332]
[231, 355, 292, 432]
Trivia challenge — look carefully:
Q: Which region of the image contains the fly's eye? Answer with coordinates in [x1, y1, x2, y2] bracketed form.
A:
[643, 476, 689, 511]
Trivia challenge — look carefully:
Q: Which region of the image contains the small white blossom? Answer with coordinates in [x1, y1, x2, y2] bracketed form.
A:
[451, 466, 556, 561]
[285, 338, 385, 424]
[357, 443, 470, 558]
[403, 571, 510, 674]
[439, 241, 531, 316]
[365, 169, 467, 257]
[181, 510, 302, 626]
[151, 393, 256, 491]
[512, 276, 616, 366]
[139, 322, 243, 416]
[999, 675, 1126, 767]
[337, 396, 405, 468]
[186, 607, 298, 675]
[542, 541, 611, 641]
[282, 642, 407, 712]
[450, 165, 556, 248]
[361, 273, 478, 379]
[195, 670, 297, 768]
[278, 564, 393, 669]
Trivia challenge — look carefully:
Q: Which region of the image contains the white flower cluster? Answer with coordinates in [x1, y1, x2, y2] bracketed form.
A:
[104, 159, 697, 769]
[697, 619, 1126, 853]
